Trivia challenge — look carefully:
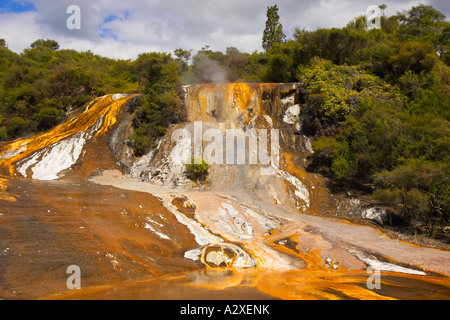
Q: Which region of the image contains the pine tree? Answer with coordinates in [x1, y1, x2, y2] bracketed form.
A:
[262, 5, 286, 52]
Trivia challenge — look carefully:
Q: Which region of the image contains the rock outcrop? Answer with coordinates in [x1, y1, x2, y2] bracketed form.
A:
[361, 207, 392, 226]
[0, 94, 140, 180]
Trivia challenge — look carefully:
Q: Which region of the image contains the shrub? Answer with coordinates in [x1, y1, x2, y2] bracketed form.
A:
[185, 158, 210, 183]
[374, 160, 449, 236]
[0, 127, 7, 141]
[130, 52, 185, 157]
[298, 58, 403, 126]
[129, 129, 152, 158]
[35, 107, 61, 130]
[7, 116, 28, 137]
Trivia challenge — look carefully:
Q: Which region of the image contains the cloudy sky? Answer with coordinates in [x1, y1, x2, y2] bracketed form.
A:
[0, 0, 448, 60]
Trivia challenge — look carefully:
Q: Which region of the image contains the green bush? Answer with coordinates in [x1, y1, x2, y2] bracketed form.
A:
[129, 130, 151, 158]
[0, 127, 8, 141]
[373, 160, 449, 236]
[309, 136, 339, 173]
[7, 116, 28, 137]
[298, 58, 403, 125]
[265, 53, 293, 83]
[130, 52, 185, 157]
[185, 158, 210, 183]
[35, 107, 61, 130]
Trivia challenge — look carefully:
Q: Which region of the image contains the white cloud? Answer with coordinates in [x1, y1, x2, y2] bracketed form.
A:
[0, 11, 43, 52]
[0, 0, 447, 60]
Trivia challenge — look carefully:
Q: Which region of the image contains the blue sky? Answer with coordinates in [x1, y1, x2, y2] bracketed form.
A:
[0, 0, 36, 13]
[0, 0, 448, 60]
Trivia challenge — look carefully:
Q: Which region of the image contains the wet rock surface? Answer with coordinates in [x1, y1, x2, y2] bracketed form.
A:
[0, 179, 199, 299]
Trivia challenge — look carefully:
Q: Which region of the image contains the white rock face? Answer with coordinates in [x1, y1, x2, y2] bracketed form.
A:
[281, 94, 295, 107]
[168, 132, 192, 172]
[348, 249, 426, 275]
[16, 151, 40, 178]
[30, 132, 87, 180]
[304, 137, 314, 153]
[17, 115, 105, 180]
[0, 142, 28, 160]
[184, 248, 202, 261]
[111, 93, 127, 101]
[362, 207, 391, 225]
[276, 169, 310, 208]
[144, 221, 171, 240]
[206, 250, 231, 266]
[156, 132, 192, 186]
[283, 104, 301, 125]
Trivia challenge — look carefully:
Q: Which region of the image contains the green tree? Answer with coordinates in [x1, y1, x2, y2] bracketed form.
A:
[30, 39, 60, 51]
[0, 38, 141, 140]
[131, 52, 186, 156]
[7, 116, 28, 137]
[35, 107, 61, 130]
[297, 58, 402, 125]
[174, 48, 192, 73]
[294, 27, 368, 65]
[262, 5, 285, 52]
[374, 160, 449, 236]
[223, 48, 249, 81]
[266, 52, 292, 82]
[389, 41, 438, 78]
[396, 5, 446, 38]
[395, 4, 450, 60]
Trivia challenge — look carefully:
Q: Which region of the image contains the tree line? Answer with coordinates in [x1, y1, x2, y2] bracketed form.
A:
[0, 39, 139, 139]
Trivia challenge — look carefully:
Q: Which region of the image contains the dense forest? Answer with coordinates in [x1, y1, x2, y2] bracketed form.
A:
[0, 4, 448, 239]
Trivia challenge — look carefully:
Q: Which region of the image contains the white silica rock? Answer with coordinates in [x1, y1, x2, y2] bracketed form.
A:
[169, 133, 192, 168]
[112, 94, 127, 101]
[0, 142, 28, 160]
[17, 115, 105, 180]
[184, 248, 202, 261]
[281, 94, 295, 107]
[243, 207, 281, 231]
[283, 104, 300, 125]
[234, 251, 257, 268]
[276, 169, 310, 208]
[221, 202, 239, 217]
[30, 131, 87, 180]
[17, 150, 41, 177]
[144, 222, 171, 240]
[147, 131, 192, 186]
[363, 257, 426, 275]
